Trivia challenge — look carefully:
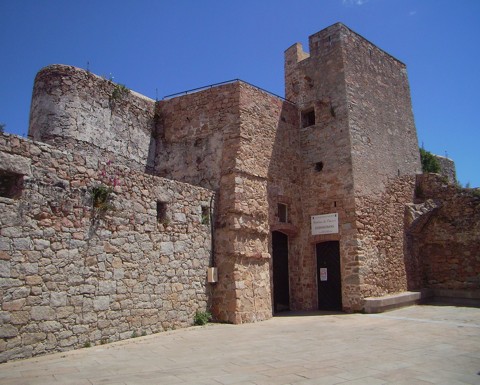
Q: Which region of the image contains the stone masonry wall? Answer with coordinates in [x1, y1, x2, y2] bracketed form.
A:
[154, 83, 243, 323]
[154, 82, 302, 323]
[29, 65, 156, 172]
[407, 174, 480, 292]
[206, 83, 300, 323]
[342, 27, 421, 196]
[0, 133, 213, 363]
[355, 176, 416, 297]
[226, 83, 299, 322]
[341, 25, 421, 298]
[155, 83, 240, 190]
[433, 155, 457, 184]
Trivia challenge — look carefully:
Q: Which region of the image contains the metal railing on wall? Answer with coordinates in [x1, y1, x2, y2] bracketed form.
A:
[163, 79, 295, 104]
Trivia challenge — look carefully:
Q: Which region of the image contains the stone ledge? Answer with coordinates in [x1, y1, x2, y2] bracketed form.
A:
[363, 291, 425, 314]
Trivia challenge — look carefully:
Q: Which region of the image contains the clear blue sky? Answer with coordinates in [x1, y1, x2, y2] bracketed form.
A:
[1, 0, 479, 187]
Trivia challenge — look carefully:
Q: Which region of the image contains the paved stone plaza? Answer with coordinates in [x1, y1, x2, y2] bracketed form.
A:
[1, 304, 479, 384]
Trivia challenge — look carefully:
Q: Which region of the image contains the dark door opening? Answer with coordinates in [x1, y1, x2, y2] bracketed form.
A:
[272, 231, 290, 313]
[316, 241, 342, 310]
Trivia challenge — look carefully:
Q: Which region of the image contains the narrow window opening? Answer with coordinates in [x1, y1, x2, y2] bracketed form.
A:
[156, 201, 168, 223]
[334, 201, 337, 208]
[301, 108, 315, 128]
[201, 205, 210, 225]
[315, 162, 324, 172]
[278, 203, 288, 223]
[0, 171, 23, 199]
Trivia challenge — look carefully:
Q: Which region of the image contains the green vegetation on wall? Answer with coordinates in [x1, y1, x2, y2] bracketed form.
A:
[420, 148, 441, 174]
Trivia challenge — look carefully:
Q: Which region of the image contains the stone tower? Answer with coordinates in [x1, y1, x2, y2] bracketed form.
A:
[284, 23, 421, 310]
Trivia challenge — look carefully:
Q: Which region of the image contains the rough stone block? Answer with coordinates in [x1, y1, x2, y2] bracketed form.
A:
[12, 286, 30, 299]
[0, 237, 12, 251]
[10, 311, 30, 325]
[2, 298, 26, 311]
[99, 281, 116, 295]
[33, 239, 50, 250]
[0, 324, 18, 338]
[50, 292, 67, 307]
[113, 268, 124, 280]
[93, 296, 110, 311]
[13, 238, 32, 251]
[0, 152, 32, 175]
[22, 263, 38, 275]
[174, 213, 187, 222]
[39, 321, 62, 332]
[31, 306, 56, 321]
[159, 242, 174, 254]
[0, 260, 10, 277]
[22, 332, 46, 345]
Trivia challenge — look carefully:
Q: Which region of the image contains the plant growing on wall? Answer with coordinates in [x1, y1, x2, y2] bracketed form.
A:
[89, 184, 114, 228]
[109, 83, 130, 110]
[89, 160, 120, 225]
[91, 184, 114, 212]
[420, 148, 441, 174]
[194, 310, 212, 326]
[111, 83, 129, 100]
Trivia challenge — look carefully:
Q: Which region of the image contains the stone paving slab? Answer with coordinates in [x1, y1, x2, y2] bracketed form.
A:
[0, 305, 479, 385]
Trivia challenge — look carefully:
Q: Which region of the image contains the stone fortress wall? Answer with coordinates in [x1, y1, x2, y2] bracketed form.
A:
[0, 128, 213, 362]
[0, 22, 478, 363]
[406, 173, 480, 295]
[433, 154, 456, 184]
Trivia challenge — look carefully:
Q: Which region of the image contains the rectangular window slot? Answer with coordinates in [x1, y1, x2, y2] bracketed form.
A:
[156, 201, 168, 223]
[0, 170, 23, 199]
[201, 205, 210, 225]
[277, 203, 288, 223]
[301, 108, 315, 128]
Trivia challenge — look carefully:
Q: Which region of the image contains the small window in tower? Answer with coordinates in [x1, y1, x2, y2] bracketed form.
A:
[156, 201, 168, 223]
[201, 205, 210, 225]
[277, 203, 288, 223]
[0, 170, 23, 199]
[315, 162, 324, 172]
[301, 108, 315, 128]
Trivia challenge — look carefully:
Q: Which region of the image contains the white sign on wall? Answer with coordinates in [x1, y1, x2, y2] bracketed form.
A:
[320, 268, 328, 281]
[311, 213, 338, 235]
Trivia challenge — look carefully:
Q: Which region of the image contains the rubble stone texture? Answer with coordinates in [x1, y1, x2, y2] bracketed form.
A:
[433, 154, 457, 184]
[406, 174, 480, 291]
[0, 22, 478, 363]
[0, 134, 213, 362]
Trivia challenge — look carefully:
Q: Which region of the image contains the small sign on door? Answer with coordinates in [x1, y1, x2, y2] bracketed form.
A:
[320, 268, 328, 281]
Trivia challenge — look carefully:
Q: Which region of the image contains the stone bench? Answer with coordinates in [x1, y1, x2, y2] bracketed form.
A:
[363, 291, 424, 313]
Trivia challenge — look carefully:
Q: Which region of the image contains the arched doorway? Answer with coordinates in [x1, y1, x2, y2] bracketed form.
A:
[316, 241, 342, 310]
[272, 231, 290, 313]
